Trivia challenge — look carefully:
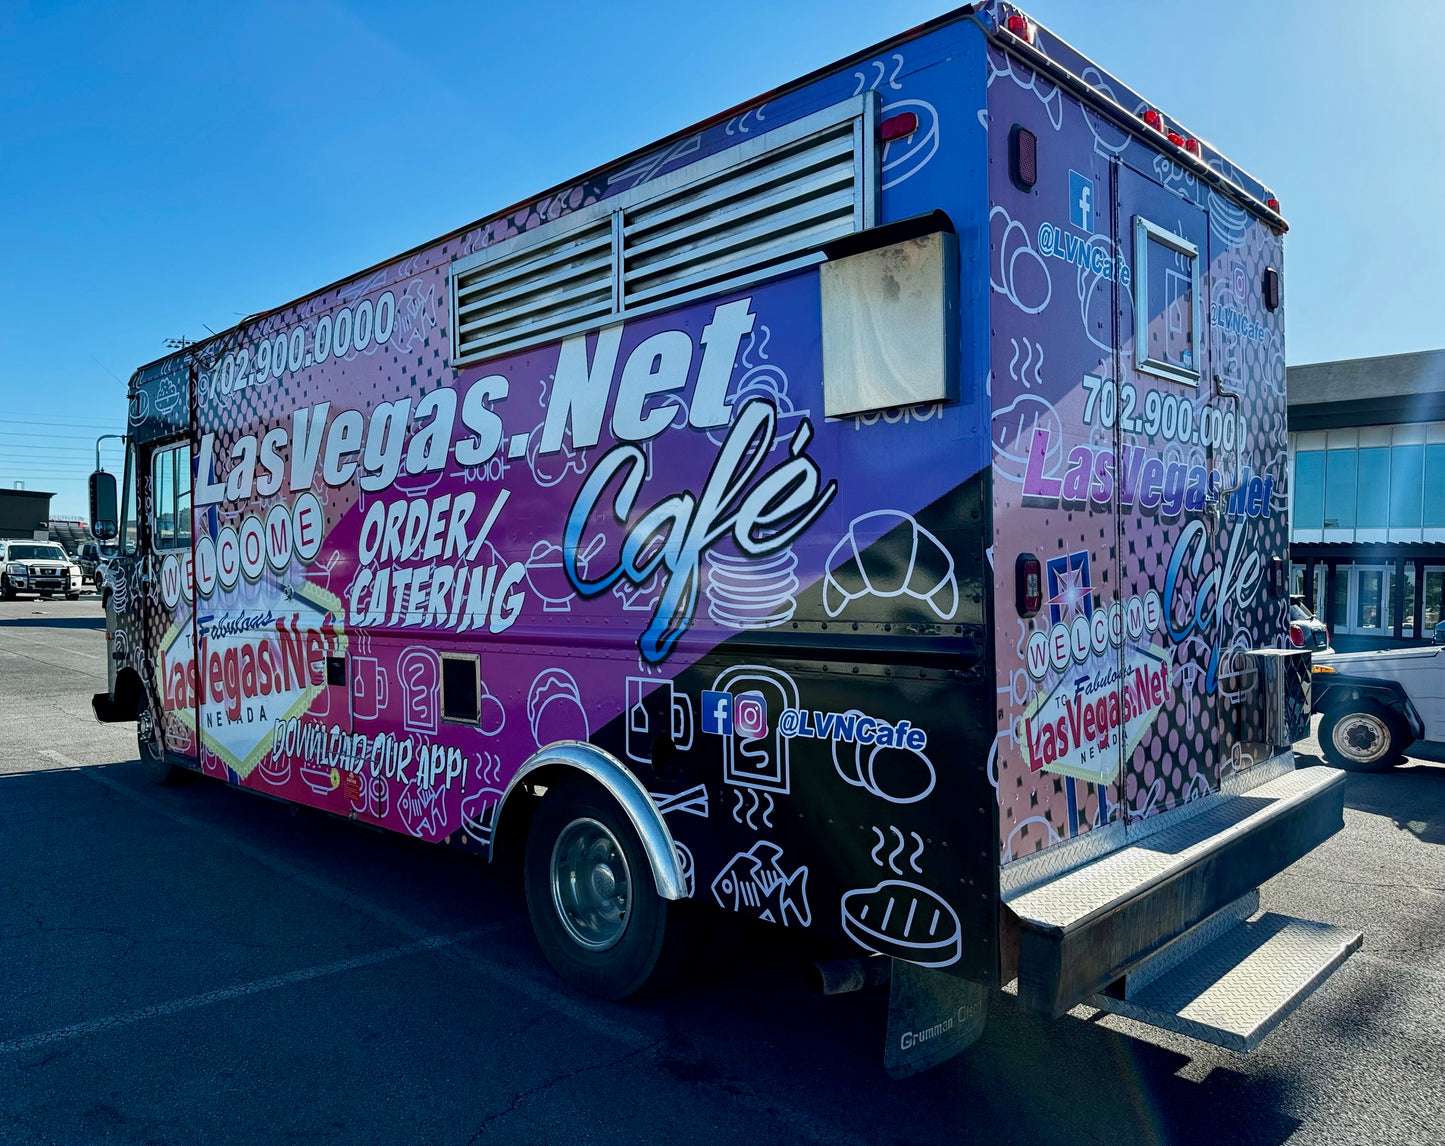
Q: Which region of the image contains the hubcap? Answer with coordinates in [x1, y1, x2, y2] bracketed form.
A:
[551, 817, 631, 951]
[1333, 712, 1388, 763]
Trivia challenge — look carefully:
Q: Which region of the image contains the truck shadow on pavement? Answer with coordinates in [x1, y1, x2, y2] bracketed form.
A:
[1297, 747, 1445, 847]
[0, 757, 1310, 1146]
[0, 614, 106, 630]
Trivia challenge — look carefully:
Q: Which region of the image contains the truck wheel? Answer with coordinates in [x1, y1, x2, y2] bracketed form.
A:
[0, 577, 13, 600]
[66, 592, 80, 601]
[524, 776, 697, 1000]
[1320, 702, 1407, 772]
[138, 704, 188, 785]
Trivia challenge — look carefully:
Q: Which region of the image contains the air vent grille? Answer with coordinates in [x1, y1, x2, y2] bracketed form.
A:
[450, 95, 876, 364]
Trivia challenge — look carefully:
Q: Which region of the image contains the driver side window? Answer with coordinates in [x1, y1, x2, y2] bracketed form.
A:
[120, 445, 139, 556]
[150, 442, 192, 551]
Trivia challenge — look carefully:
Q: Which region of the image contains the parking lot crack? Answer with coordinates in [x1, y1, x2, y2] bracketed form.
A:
[465, 1039, 663, 1143]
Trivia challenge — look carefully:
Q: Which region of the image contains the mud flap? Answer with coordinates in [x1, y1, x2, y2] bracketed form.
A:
[883, 961, 986, 1078]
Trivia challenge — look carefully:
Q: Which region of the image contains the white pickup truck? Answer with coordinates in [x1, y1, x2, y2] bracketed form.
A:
[1312, 646, 1445, 770]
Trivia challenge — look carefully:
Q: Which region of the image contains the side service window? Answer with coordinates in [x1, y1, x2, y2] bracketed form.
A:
[150, 443, 192, 550]
[1133, 216, 1201, 385]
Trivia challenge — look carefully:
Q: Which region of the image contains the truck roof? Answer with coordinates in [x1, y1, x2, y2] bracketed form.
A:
[131, 1, 1282, 387]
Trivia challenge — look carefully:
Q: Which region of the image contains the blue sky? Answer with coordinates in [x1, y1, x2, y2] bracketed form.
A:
[2, 0, 1439, 515]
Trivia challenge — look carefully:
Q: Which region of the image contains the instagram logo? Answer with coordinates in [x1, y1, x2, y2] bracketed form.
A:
[706, 666, 798, 795]
[734, 692, 767, 739]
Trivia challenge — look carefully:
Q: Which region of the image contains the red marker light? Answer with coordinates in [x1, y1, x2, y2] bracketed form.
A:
[1016, 553, 1043, 617]
[880, 112, 919, 143]
[1266, 196, 1281, 212]
[1167, 131, 1185, 147]
[1006, 13, 1034, 42]
[1142, 108, 1163, 131]
[1185, 138, 1201, 156]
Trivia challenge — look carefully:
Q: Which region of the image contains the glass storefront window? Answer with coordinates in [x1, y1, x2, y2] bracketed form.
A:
[1324, 449, 1357, 528]
[1295, 450, 1325, 529]
[1425, 570, 1444, 630]
[1357, 569, 1384, 629]
[1425, 445, 1445, 529]
[1356, 447, 1390, 528]
[1390, 444, 1424, 528]
[1329, 567, 1349, 630]
[1403, 565, 1417, 632]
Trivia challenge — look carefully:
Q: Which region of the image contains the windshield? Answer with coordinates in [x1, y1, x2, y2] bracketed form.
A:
[8, 544, 69, 561]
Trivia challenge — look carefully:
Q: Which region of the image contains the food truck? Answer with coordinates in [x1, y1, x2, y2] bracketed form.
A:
[89, 2, 1359, 1076]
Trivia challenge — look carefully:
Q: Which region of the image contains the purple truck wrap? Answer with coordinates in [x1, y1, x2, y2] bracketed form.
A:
[97, 5, 1349, 1069]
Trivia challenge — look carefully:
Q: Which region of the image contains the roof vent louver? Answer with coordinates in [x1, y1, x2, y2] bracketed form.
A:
[451, 94, 878, 365]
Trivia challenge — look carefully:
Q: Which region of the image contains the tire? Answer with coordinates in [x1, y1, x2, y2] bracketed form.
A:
[66, 592, 80, 601]
[138, 702, 189, 785]
[1319, 702, 1408, 772]
[524, 776, 697, 1000]
[0, 577, 13, 601]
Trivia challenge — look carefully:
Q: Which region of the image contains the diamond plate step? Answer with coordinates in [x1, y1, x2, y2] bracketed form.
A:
[1007, 766, 1347, 1016]
[1088, 913, 1362, 1052]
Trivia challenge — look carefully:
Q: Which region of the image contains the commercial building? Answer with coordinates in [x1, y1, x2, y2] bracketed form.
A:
[0, 489, 55, 541]
[1288, 349, 1445, 648]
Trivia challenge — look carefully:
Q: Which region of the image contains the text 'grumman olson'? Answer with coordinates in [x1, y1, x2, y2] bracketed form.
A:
[91, 1, 1359, 1077]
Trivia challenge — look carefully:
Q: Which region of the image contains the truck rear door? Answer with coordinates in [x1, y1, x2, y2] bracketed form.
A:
[1110, 161, 1228, 819]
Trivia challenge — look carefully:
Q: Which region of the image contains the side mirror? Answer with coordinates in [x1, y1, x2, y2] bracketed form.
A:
[89, 470, 119, 541]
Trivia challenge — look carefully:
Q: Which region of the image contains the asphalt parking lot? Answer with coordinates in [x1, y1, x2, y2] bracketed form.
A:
[2, 595, 1443, 1145]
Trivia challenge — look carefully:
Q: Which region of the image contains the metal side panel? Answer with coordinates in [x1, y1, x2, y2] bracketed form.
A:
[1088, 913, 1362, 1052]
[1010, 766, 1346, 1016]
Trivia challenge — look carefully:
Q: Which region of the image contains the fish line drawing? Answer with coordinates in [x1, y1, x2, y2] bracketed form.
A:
[711, 841, 810, 927]
[398, 784, 448, 839]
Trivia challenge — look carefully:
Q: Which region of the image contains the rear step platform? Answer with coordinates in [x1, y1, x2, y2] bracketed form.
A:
[1088, 912, 1362, 1051]
[1007, 766, 1348, 1018]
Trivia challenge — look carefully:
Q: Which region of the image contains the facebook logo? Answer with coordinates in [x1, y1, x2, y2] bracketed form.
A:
[701, 690, 733, 736]
[1069, 170, 1094, 232]
[700, 690, 767, 737]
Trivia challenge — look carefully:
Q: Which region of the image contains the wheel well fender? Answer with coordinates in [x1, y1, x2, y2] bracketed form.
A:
[490, 741, 687, 901]
[1316, 678, 1423, 739]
